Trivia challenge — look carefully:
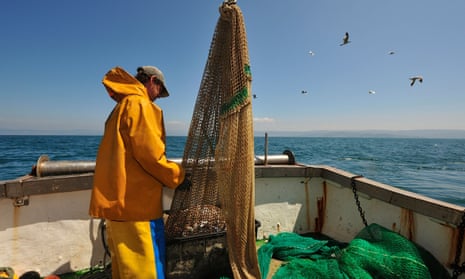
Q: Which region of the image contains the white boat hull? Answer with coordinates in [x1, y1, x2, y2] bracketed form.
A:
[1, 162, 464, 277]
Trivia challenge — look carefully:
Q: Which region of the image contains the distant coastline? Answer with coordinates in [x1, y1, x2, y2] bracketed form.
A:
[254, 129, 465, 139]
[1, 129, 465, 139]
[255, 129, 465, 139]
[0, 129, 104, 136]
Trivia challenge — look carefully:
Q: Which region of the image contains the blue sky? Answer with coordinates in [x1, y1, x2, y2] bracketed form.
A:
[1, 0, 464, 136]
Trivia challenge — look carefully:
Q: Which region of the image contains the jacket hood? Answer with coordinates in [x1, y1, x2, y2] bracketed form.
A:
[102, 67, 148, 100]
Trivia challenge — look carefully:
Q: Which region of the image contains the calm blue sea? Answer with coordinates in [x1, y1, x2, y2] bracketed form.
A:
[1, 135, 464, 206]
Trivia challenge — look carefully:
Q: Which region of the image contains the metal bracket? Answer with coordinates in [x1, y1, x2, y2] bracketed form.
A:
[13, 196, 30, 207]
[2, 176, 31, 207]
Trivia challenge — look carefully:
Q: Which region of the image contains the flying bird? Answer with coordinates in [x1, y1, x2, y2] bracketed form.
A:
[253, 94, 257, 99]
[409, 76, 423, 86]
[340, 32, 350, 46]
[301, 90, 308, 94]
[308, 50, 315, 56]
[388, 51, 395, 55]
[368, 90, 376, 94]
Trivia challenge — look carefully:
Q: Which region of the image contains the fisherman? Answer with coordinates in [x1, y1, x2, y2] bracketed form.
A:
[89, 66, 188, 279]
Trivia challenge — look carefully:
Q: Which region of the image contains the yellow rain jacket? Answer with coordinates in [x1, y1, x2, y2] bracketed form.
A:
[89, 67, 185, 221]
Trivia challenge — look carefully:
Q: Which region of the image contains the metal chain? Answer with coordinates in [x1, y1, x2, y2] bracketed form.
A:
[452, 211, 465, 279]
[350, 177, 465, 278]
[351, 175, 368, 227]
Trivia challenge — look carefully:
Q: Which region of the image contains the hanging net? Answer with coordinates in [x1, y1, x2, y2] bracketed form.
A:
[165, 2, 261, 278]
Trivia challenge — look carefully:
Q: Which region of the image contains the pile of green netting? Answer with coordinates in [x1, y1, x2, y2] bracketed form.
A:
[258, 223, 451, 279]
[57, 264, 111, 279]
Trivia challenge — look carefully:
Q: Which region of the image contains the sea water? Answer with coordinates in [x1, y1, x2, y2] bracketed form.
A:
[1, 135, 464, 206]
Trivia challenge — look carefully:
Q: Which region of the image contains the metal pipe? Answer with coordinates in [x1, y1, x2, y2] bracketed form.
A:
[254, 154, 289, 165]
[34, 155, 96, 177]
[32, 151, 295, 177]
[174, 155, 293, 166]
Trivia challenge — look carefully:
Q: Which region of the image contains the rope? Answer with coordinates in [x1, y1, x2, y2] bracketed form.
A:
[99, 219, 111, 259]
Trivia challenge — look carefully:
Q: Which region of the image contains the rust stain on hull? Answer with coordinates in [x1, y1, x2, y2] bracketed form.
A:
[11, 204, 21, 268]
[304, 178, 311, 231]
[449, 226, 465, 267]
[315, 181, 327, 233]
[400, 208, 415, 241]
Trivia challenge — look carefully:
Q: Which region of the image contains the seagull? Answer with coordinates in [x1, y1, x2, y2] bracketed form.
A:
[368, 90, 376, 94]
[308, 50, 315, 56]
[301, 90, 308, 94]
[409, 76, 423, 86]
[340, 32, 350, 46]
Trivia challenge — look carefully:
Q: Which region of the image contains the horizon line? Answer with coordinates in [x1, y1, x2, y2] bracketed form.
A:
[1, 129, 465, 139]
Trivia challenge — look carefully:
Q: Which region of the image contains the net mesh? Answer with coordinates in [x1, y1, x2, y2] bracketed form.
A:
[258, 223, 450, 279]
[165, 2, 260, 278]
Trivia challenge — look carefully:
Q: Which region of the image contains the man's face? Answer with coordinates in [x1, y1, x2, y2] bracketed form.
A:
[147, 76, 162, 101]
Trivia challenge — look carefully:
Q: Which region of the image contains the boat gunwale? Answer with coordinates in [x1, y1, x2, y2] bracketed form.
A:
[1, 162, 464, 227]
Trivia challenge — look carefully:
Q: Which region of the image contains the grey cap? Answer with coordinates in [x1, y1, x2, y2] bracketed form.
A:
[137, 66, 170, 97]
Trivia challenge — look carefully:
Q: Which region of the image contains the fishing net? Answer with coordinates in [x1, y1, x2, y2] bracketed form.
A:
[258, 223, 451, 279]
[165, 2, 261, 278]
